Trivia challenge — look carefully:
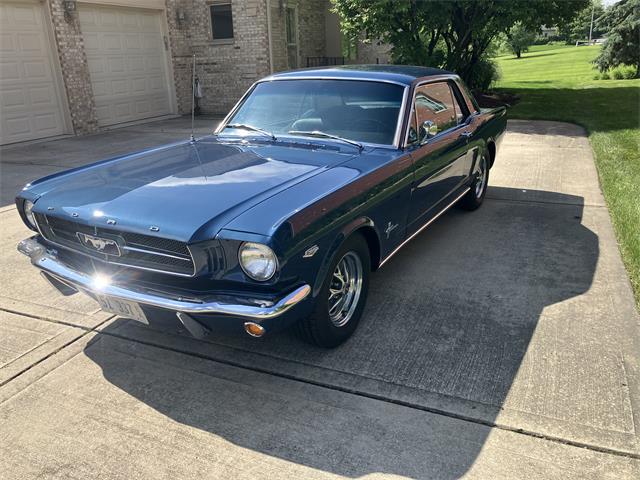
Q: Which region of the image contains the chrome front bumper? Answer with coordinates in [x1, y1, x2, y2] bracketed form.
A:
[17, 237, 311, 321]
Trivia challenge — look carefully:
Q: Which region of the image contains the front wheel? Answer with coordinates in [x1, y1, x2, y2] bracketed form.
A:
[459, 153, 489, 211]
[296, 234, 370, 348]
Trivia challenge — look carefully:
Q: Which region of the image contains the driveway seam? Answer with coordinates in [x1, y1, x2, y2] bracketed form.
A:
[96, 324, 640, 460]
[0, 307, 114, 387]
[485, 196, 607, 208]
[3, 305, 637, 459]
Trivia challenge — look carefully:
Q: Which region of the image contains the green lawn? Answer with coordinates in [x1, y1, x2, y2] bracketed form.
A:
[493, 44, 640, 306]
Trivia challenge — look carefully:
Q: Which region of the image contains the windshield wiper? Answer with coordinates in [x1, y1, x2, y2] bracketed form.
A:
[223, 123, 276, 141]
[287, 130, 363, 150]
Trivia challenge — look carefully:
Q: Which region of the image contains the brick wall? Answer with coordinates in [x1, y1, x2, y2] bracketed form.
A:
[165, 0, 271, 115]
[268, 0, 327, 71]
[296, 0, 326, 68]
[47, 0, 98, 134]
[268, 1, 288, 72]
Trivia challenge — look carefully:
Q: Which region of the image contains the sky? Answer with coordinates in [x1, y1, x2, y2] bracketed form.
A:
[602, 0, 620, 6]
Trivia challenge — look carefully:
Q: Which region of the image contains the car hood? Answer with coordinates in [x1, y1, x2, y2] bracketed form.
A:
[27, 137, 355, 242]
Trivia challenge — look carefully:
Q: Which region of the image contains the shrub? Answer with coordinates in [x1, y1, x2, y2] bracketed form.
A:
[623, 67, 637, 79]
[593, 73, 601, 80]
[467, 57, 501, 90]
[612, 69, 625, 80]
[601, 71, 611, 80]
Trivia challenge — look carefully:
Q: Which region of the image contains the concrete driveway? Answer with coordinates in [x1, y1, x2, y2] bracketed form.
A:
[0, 118, 638, 479]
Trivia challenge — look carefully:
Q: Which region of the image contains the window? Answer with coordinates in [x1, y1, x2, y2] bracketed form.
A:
[285, 7, 298, 68]
[414, 82, 457, 142]
[210, 3, 233, 41]
[225, 79, 404, 145]
[449, 83, 469, 125]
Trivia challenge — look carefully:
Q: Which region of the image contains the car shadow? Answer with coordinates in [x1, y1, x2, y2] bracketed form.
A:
[85, 186, 598, 478]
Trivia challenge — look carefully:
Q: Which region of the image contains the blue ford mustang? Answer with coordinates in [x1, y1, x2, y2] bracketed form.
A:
[16, 66, 506, 347]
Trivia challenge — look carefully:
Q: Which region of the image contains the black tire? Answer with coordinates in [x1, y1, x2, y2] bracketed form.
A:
[459, 153, 489, 211]
[296, 233, 370, 348]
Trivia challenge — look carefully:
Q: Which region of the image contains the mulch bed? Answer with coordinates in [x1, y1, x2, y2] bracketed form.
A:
[473, 91, 520, 109]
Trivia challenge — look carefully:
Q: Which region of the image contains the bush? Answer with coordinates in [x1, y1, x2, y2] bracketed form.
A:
[600, 65, 639, 80]
[467, 57, 501, 90]
[593, 73, 601, 80]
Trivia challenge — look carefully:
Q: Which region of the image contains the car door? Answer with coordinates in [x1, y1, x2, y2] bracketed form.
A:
[406, 81, 470, 232]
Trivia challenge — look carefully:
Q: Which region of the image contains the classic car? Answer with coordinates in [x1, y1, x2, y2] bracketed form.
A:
[16, 65, 506, 348]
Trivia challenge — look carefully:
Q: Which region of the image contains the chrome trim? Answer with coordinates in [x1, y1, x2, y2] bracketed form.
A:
[121, 245, 192, 262]
[32, 214, 197, 277]
[261, 75, 410, 87]
[216, 77, 409, 149]
[379, 187, 470, 268]
[18, 237, 311, 319]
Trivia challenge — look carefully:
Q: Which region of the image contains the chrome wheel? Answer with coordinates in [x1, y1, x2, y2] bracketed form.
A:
[475, 156, 488, 198]
[328, 251, 363, 327]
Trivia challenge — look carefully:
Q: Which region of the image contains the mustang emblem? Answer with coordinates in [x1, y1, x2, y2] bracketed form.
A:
[76, 233, 121, 256]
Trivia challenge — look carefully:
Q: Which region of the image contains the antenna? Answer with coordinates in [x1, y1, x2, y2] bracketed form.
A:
[190, 54, 196, 142]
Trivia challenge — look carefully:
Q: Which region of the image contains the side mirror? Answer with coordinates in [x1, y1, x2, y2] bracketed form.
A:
[420, 120, 439, 143]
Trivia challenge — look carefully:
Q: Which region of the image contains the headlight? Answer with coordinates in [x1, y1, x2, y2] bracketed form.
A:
[23, 200, 37, 229]
[238, 242, 277, 281]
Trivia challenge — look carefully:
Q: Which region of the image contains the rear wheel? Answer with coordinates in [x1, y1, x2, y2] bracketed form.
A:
[297, 234, 370, 348]
[459, 152, 489, 211]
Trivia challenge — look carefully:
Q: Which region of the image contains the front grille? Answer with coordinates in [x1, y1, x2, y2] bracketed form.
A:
[34, 213, 195, 276]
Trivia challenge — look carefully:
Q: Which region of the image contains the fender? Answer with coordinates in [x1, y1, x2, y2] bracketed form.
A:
[311, 216, 378, 297]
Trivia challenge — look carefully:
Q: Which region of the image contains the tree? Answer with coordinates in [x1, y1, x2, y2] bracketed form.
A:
[506, 23, 536, 58]
[332, 0, 588, 89]
[559, 0, 606, 42]
[594, 0, 640, 77]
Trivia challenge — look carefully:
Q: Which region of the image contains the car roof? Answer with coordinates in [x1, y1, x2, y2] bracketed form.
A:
[265, 64, 454, 86]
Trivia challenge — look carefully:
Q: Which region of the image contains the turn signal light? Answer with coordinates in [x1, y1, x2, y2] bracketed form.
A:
[244, 322, 265, 337]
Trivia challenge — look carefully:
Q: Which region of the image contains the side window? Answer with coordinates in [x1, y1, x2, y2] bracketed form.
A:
[449, 83, 469, 125]
[414, 82, 457, 142]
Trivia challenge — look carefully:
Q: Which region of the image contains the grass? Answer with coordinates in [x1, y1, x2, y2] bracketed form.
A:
[493, 44, 640, 306]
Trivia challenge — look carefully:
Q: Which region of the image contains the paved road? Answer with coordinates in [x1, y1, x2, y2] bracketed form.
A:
[0, 119, 638, 479]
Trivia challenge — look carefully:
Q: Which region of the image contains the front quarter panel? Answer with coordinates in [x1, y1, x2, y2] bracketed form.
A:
[224, 147, 415, 296]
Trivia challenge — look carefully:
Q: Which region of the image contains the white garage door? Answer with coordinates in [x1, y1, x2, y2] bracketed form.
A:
[79, 5, 172, 126]
[0, 1, 66, 145]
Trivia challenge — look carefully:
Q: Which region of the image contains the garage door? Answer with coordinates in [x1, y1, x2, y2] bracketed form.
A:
[0, 1, 66, 145]
[79, 5, 172, 126]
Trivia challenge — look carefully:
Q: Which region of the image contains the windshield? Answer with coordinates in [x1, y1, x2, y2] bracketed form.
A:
[224, 79, 405, 146]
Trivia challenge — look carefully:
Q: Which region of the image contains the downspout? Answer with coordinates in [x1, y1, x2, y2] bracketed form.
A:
[266, 0, 274, 74]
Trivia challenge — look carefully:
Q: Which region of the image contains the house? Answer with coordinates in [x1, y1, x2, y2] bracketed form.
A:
[539, 25, 559, 38]
[0, 0, 390, 146]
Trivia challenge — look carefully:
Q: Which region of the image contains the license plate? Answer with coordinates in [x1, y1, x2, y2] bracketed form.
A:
[97, 295, 148, 324]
